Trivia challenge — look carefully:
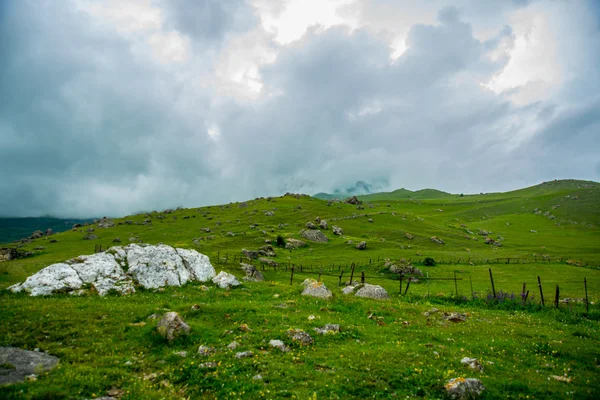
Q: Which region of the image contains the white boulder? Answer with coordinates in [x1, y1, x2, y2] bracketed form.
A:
[212, 271, 241, 289]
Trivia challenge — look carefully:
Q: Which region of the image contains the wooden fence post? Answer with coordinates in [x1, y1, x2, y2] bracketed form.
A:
[469, 276, 474, 300]
[361, 270, 365, 284]
[454, 271, 459, 297]
[538, 276, 544, 306]
[290, 266, 294, 285]
[404, 278, 411, 296]
[399, 274, 404, 294]
[555, 285, 560, 308]
[522, 283, 527, 303]
[489, 268, 496, 299]
[338, 270, 344, 286]
[349, 263, 356, 285]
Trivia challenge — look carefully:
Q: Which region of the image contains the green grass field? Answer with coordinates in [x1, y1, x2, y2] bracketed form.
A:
[1, 179, 599, 399]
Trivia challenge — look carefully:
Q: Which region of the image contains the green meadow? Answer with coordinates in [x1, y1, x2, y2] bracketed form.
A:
[1, 179, 599, 399]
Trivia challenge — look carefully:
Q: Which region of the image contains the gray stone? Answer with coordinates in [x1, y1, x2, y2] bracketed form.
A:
[234, 351, 253, 359]
[430, 236, 444, 245]
[287, 329, 313, 345]
[269, 339, 290, 352]
[355, 284, 390, 300]
[157, 312, 190, 342]
[332, 226, 343, 235]
[460, 357, 483, 372]
[82, 233, 98, 240]
[212, 271, 241, 289]
[305, 222, 317, 229]
[285, 239, 306, 249]
[227, 341, 240, 350]
[198, 345, 216, 357]
[313, 324, 340, 335]
[445, 378, 485, 399]
[300, 229, 328, 243]
[355, 241, 367, 250]
[301, 279, 332, 299]
[319, 220, 328, 230]
[0, 347, 59, 385]
[241, 249, 259, 259]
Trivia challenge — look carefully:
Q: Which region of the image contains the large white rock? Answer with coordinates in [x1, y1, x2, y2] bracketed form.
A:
[9, 263, 83, 296]
[69, 253, 134, 295]
[9, 245, 216, 296]
[212, 271, 241, 289]
[176, 248, 215, 282]
[126, 244, 192, 289]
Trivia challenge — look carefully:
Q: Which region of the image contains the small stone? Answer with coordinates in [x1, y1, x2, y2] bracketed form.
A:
[235, 351, 253, 359]
[198, 345, 216, 357]
[199, 362, 217, 369]
[461, 357, 483, 372]
[287, 329, 313, 346]
[355, 241, 367, 250]
[227, 341, 240, 350]
[253, 374, 263, 380]
[175, 351, 187, 357]
[313, 324, 340, 335]
[269, 339, 290, 352]
[445, 378, 485, 399]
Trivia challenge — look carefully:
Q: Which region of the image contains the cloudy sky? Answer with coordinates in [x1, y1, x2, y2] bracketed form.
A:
[1, 0, 599, 217]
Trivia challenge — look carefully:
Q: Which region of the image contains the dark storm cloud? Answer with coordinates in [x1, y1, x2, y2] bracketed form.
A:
[0, 0, 598, 217]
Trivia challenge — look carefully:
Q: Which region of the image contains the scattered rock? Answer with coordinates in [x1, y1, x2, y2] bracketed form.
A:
[212, 271, 241, 289]
[258, 245, 276, 257]
[313, 324, 340, 335]
[342, 285, 359, 295]
[157, 312, 191, 342]
[269, 339, 290, 352]
[199, 362, 217, 369]
[405, 233, 414, 240]
[445, 378, 485, 399]
[430, 236, 444, 245]
[332, 226, 343, 235]
[355, 241, 367, 250]
[355, 284, 390, 300]
[259, 257, 278, 268]
[240, 263, 265, 282]
[461, 357, 483, 372]
[97, 217, 115, 228]
[285, 239, 306, 249]
[301, 229, 329, 243]
[264, 211, 274, 216]
[82, 233, 98, 240]
[235, 351, 253, 359]
[227, 341, 240, 350]
[443, 312, 467, 322]
[0, 347, 59, 385]
[305, 222, 317, 229]
[198, 345, 216, 357]
[319, 220, 328, 230]
[301, 279, 333, 299]
[287, 329, 314, 345]
[368, 218, 373, 223]
[253, 374, 263, 381]
[344, 196, 362, 205]
[112, 237, 122, 243]
[241, 249, 259, 259]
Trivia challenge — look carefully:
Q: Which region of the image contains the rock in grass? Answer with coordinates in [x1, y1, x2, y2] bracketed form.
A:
[444, 312, 467, 322]
[355, 284, 390, 300]
[235, 351, 253, 359]
[157, 312, 190, 342]
[332, 226, 343, 235]
[287, 329, 314, 346]
[0, 347, 59, 385]
[198, 345, 216, 357]
[9, 244, 215, 296]
[301, 279, 332, 299]
[355, 241, 367, 250]
[285, 239, 306, 249]
[313, 324, 340, 335]
[269, 340, 290, 352]
[460, 357, 483, 372]
[300, 229, 329, 243]
[444, 377, 485, 399]
[212, 271, 241, 289]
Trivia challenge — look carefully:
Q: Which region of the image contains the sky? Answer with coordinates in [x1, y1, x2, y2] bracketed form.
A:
[1, 0, 599, 218]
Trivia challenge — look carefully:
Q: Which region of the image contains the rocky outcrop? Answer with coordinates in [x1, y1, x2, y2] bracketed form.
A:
[285, 239, 306, 249]
[445, 378, 485, 399]
[300, 229, 328, 243]
[8, 244, 215, 296]
[344, 196, 362, 205]
[0, 347, 59, 385]
[332, 226, 343, 235]
[319, 220, 328, 230]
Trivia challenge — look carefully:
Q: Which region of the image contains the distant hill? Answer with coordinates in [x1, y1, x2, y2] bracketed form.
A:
[313, 180, 385, 200]
[0, 217, 95, 243]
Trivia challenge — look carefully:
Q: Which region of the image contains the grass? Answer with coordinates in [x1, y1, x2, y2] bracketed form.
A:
[1, 179, 599, 398]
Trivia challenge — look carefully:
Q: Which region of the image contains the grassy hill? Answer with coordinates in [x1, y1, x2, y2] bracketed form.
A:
[1, 179, 599, 399]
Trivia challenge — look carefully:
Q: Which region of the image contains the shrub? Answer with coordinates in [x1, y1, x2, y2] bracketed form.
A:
[276, 235, 286, 247]
[423, 257, 436, 266]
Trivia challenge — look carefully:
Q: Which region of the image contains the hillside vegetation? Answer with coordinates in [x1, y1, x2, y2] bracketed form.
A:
[1, 179, 599, 399]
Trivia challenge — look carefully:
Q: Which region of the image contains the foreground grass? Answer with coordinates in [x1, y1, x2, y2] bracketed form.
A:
[1, 279, 599, 399]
